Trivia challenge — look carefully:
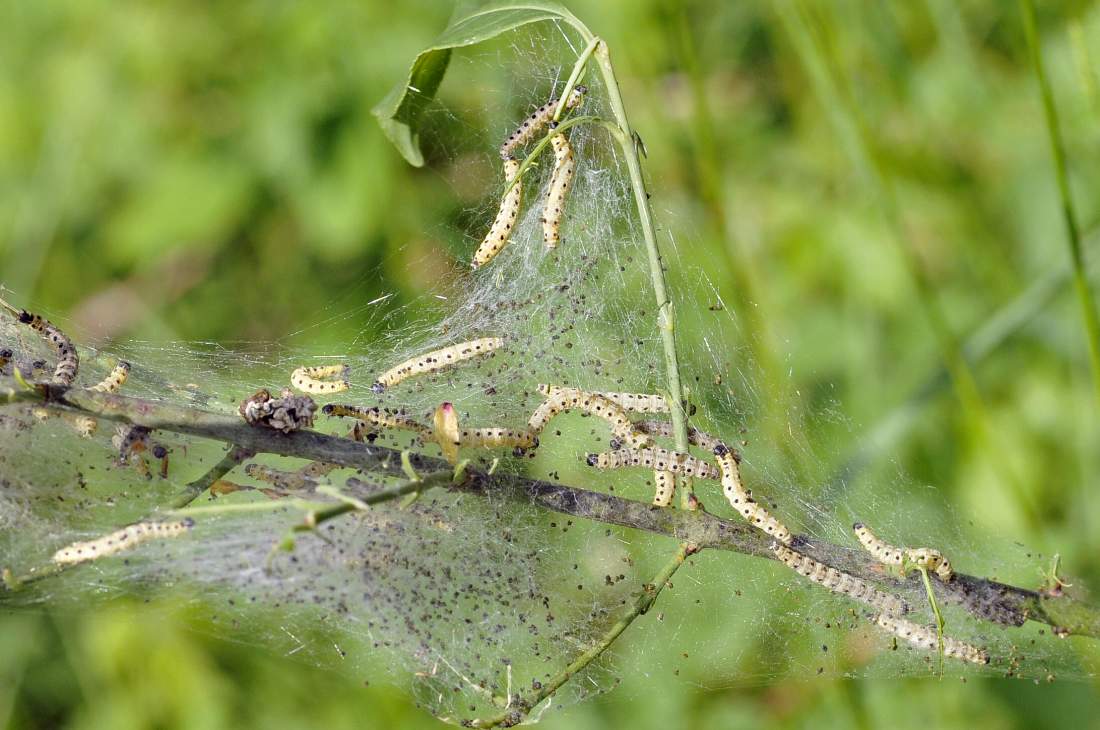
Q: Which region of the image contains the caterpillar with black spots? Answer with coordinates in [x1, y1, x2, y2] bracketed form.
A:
[537, 385, 670, 414]
[322, 403, 430, 439]
[372, 337, 503, 393]
[472, 158, 522, 269]
[852, 522, 954, 582]
[498, 85, 586, 160]
[89, 360, 131, 393]
[291, 364, 350, 395]
[459, 427, 538, 452]
[873, 613, 989, 665]
[772, 542, 908, 616]
[585, 447, 719, 480]
[0, 297, 78, 386]
[630, 420, 722, 451]
[541, 130, 575, 249]
[52, 519, 195, 565]
[530, 386, 652, 449]
[714, 443, 792, 544]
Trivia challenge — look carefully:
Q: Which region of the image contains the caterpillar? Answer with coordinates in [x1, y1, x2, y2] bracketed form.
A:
[498, 85, 587, 160]
[541, 131, 576, 249]
[652, 470, 676, 507]
[89, 360, 131, 393]
[529, 387, 651, 449]
[873, 613, 990, 665]
[69, 414, 98, 439]
[472, 158, 523, 269]
[585, 447, 719, 480]
[52, 519, 195, 565]
[459, 427, 539, 454]
[372, 337, 504, 393]
[714, 443, 792, 544]
[532, 385, 681, 505]
[0, 347, 11, 373]
[537, 385, 670, 414]
[631, 420, 722, 451]
[772, 542, 908, 616]
[0, 298, 78, 386]
[322, 403, 430, 438]
[291, 364, 350, 395]
[433, 402, 461, 464]
[853, 522, 954, 582]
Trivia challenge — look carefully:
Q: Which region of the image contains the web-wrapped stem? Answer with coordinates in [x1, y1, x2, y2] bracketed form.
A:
[4, 382, 1097, 643]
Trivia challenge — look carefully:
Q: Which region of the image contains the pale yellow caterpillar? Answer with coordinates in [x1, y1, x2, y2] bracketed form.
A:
[69, 414, 98, 439]
[89, 360, 131, 393]
[372, 337, 504, 393]
[853, 522, 954, 582]
[433, 402, 461, 464]
[585, 447, 719, 480]
[52, 519, 195, 565]
[0, 298, 78, 386]
[631, 420, 722, 451]
[529, 386, 651, 449]
[541, 131, 575, 249]
[873, 613, 990, 665]
[291, 364, 350, 395]
[498, 85, 586, 160]
[772, 542, 908, 616]
[322, 403, 430, 438]
[537, 385, 670, 414]
[652, 470, 676, 507]
[459, 427, 539, 453]
[472, 158, 522, 269]
[714, 443, 792, 544]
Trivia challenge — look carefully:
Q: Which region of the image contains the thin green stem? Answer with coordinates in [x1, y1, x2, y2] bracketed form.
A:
[297, 470, 453, 529]
[1021, 0, 1100, 406]
[471, 542, 692, 728]
[591, 39, 693, 508]
[169, 446, 247, 509]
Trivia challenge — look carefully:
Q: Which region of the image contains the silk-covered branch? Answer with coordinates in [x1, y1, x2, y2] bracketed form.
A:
[1, 379, 1095, 639]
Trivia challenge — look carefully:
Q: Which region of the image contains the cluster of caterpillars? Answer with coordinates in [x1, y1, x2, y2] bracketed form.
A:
[472, 85, 586, 269]
[2, 301, 990, 669]
[0, 296, 138, 444]
[307, 338, 990, 667]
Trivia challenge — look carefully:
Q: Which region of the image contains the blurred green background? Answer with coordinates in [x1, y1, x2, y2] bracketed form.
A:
[4, 0, 1100, 727]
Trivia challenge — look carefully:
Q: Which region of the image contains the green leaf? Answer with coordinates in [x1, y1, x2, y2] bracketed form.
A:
[372, 1, 590, 167]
